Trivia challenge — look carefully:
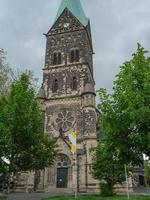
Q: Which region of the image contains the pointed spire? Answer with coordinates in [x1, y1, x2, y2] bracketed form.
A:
[55, 0, 89, 26]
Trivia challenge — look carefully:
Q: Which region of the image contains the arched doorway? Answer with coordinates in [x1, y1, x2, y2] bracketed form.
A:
[56, 154, 71, 188]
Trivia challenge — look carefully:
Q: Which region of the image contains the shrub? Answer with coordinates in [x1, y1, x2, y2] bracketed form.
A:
[100, 183, 115, 196]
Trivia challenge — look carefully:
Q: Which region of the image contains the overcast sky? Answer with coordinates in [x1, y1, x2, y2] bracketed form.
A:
[0, 0, 150, 93]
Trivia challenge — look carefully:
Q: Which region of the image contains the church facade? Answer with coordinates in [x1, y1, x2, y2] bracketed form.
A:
[36, 0, 99, 193]
[13, 0, 146, 194]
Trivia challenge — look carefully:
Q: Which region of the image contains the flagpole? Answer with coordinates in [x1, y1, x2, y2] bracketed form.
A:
[74, 151, 77, 200]
[69, 131, 78, 200]
[124, 164, 129, 199]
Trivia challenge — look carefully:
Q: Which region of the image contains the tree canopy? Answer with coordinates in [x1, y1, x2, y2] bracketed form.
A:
[92, 44, 150, 195]
[97, 44, 150, 165]
[0, 73, 57, 175]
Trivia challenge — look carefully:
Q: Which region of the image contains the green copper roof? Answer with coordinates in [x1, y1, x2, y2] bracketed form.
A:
[55, 0, 89, 26]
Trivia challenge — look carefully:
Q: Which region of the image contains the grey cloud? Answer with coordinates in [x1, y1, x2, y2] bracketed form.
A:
[0, 0, 150, 97]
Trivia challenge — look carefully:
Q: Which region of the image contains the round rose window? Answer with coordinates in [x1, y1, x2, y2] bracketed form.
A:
[55, 110, 75, 132]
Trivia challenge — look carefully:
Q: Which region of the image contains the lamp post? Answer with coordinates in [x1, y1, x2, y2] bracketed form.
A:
[59, 127, 78, 199]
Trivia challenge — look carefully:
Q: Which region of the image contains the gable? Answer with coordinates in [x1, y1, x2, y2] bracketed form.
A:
[47, 8, 86, 36]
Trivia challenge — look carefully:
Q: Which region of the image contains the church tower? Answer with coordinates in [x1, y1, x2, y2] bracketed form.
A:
[38, 0, 98, 193]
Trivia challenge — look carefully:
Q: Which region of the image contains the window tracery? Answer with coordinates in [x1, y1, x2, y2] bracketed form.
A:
[55, 110, 75, 132]
[70, 49, 80, 63]
[57, 154, 71, 168]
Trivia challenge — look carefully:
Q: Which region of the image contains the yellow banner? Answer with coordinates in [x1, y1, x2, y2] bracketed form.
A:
[69, 131, 78, 154]
[71, 144, 77, 154]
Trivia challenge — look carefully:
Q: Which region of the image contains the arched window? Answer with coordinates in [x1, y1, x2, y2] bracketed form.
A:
[70, 50, 75, 63]
[70, 49, 80, 63]
[53, 53, 57, 65]
[72, 76, 77, 90]
[52, 79, 58, 92]
[52, 52, 62, 65]
[75, 49, 79, 62]
[57, 154, 71, 168]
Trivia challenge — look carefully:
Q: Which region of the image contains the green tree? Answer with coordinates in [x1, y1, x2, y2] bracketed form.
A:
[92, 142, 126, 196]
[97, 44, 150, 164]
[0, 73, 57, 176]
[92, 44, 150, 195]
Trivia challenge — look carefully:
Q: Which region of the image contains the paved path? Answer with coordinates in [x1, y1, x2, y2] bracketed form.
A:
[133, 187, 150, 195]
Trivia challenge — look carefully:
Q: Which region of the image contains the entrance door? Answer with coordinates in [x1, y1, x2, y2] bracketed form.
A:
[57, 168, 68, 188]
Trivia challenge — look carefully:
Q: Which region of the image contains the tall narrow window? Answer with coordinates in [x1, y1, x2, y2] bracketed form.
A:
[52, 79, 58, 92]
[70, 49, 80, 63]
[53, 53, 57, 65]
[71, 50, 75, 63]
[75, 49, 79, 62]
[52, 52, 62, 65]
[72, 77, 77, 90]
[58, 52, 61, 65]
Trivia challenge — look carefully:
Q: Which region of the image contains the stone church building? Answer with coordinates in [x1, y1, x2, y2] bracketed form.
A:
[14, 0, 145, 193]
[36, 0, 98, 193]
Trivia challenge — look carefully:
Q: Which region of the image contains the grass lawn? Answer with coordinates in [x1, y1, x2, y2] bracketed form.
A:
[41, 195, 150, 200]
[0, 197, 6, 200]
